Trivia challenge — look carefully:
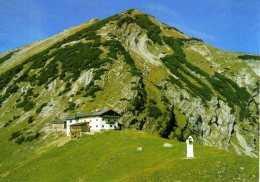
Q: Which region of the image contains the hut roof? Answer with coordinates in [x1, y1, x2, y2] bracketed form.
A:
[66, 109, 120, 120]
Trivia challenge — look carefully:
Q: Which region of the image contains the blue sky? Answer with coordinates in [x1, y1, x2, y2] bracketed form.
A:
[0, 0, 259, 54]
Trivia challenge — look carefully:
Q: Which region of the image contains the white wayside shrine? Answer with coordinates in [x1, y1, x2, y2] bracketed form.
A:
[186, 135, 194, 158]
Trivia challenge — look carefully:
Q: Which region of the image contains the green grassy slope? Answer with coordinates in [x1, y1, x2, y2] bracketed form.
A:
[2, 131, 258, 182]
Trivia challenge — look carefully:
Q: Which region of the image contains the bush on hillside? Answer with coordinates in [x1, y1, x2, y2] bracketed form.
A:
[36, 103, 48, 114]
[238, 54, 260, 60]
[134, 14, 162, 44]
[3, 120, 12, 127]
[147, 99, 162, 119]
[64, 102, 76, 112]
[0, 64, 23, 92]
[117, 16, 134, 27]
[24, 132, 40, 142]
[0, 51, 17, 64]
[9, 131, 21, 141]
[84, 84, 102, 98]
[27, 116, 34, 124]
[104, 39, 139, 76]
[15, 136, 25, 144]
[16, 100, 36, 112]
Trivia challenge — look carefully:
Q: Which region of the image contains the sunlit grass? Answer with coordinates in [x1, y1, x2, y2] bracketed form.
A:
[2, 131, 258, 182]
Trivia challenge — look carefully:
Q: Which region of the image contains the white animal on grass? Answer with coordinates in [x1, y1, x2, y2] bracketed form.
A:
[137, 147, 143, 151]
[163, 143, 173, 147]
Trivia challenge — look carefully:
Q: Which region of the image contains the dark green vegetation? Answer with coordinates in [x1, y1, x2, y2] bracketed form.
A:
[161, 36, 253, 120]
[209, 73, 252, 119]
[117, 12, 163, 45]
[238, 54, 260, 60]
[134, 14, 162, 44]
[0, 64, 23, 105]
[1, 131, 258, 182]
[16, 100, 36, 112]
[147, 99, 162, 119]
[0, 12, 142, 106]
[64, 102, 76, 112]
[36, 103, 48, 114]
[104, 39, 139, 76]
[0, 50, 17, 64]
[9, 129, 40, 144]
[162, 37, 213, 102]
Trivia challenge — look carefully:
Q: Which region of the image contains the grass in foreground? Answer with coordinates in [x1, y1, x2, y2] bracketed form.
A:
[2, 131, 258, 182]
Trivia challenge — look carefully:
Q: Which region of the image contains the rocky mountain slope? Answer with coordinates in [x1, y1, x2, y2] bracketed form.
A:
[0, 9, 259, 157]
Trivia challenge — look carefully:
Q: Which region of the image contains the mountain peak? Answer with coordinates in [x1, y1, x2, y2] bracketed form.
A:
[0, 10, 258, 159]
[123, 9, 146, 15]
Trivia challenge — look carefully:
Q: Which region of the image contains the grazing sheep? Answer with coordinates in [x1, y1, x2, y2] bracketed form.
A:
[137, 147, 143, 151]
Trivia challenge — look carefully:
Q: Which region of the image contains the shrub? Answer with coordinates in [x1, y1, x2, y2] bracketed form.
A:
[159, 111, 177, 138]
[0, 64, 23, 92]
[9, 131, 21, 140]
[0, 50, 17, 64]
[3, 120, 12, 127]
[93, 69, 108, 81]
[36, 103, 48, 114]
[15, 136, 25, 144]
[131, 97, 143, 111]
[134, 14, 162, 44]
[27, 116, 34, 124]
[103, 39, 139, 76]
[24, 132, 40, 142]
[16, 100, 36, 112]
[64, 102, 76, 112]
[147, 99, 162, 119]
[13, 115, 20, 120]
[6, 83, 19, 94]
[85, 84, 102, 98]
[117, 16, 134, 27]
[36, 62, 59, 86]
[238, 54, 260, 60]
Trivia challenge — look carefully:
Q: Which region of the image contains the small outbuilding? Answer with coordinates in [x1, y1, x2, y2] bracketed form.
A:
[52, 120, 66, 130]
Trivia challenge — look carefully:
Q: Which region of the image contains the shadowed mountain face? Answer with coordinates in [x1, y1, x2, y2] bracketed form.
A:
[0, 9, 259, 157]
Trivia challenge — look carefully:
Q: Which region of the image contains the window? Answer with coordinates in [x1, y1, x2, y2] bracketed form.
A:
[96, 119, 98, 121]
[102, 125, 104, 128]
[110, 125, 113, 127]
[96, 125, 98, 128]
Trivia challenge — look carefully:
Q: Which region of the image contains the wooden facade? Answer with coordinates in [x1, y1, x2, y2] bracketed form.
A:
[52, 120, 66, 129]
[70, 123, 90, 138]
